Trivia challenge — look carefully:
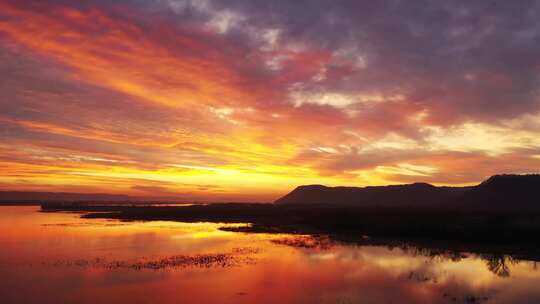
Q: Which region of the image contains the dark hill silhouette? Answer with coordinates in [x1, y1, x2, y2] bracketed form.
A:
[275, 182, 468, 207]
[460, 174, 540, 209]
[275, 174, 539, 210]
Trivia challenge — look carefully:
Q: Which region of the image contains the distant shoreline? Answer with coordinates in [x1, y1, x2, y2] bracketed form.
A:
[7, 173, 540, 252]
[41, 202, 540, 244]
[0, 202, 42, 206]
[36, 202, 540, 272]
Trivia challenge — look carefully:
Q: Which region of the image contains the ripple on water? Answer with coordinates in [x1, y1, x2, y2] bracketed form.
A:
[34, 247, 261, 271]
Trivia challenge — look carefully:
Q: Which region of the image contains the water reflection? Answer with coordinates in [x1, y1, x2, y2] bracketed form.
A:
[269, 234, 534, 279]
[1, 206, 540, 304]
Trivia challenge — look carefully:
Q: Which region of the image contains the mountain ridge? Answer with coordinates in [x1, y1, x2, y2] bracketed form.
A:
[275, 174, 540, 209]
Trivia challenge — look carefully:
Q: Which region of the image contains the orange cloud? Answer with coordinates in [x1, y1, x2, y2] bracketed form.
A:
[0, 1, 269, 109]
[1, 0, 540, 200]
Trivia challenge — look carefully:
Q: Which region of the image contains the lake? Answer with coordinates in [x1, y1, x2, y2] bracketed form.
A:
[1, 206, 540, 304]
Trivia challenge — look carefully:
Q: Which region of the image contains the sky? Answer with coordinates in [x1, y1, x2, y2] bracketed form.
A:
[1, 0, 540, 202]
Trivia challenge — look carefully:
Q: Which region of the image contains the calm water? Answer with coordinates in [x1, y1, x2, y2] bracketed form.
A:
[1, 206, 540, 304]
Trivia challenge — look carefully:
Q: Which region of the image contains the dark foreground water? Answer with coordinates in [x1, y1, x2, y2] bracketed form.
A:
[1, 206, 540, 304]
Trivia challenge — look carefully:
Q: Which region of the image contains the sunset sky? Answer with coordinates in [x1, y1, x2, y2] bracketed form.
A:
[1, 0, 540, 201]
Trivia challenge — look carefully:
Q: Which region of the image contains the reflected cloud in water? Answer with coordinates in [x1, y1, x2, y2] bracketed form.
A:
[1, 206, 540, 304]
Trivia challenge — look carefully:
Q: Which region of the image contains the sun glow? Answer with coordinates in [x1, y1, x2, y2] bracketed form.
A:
[1, 0, 540, 200]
